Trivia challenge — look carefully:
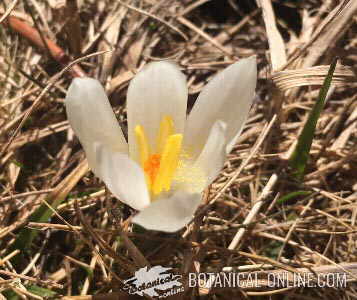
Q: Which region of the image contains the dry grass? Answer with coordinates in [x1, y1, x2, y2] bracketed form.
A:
[0, 0, 356, 299]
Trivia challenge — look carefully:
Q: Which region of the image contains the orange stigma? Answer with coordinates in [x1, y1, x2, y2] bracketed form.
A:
[135, 115, 183, 196]
[144, 154, 161, 185]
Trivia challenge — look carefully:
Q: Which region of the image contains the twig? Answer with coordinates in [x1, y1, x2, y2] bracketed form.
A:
[0, 50, 108, 157]
[0, 270, 63, 289]
[0, 0, 19, 24]
[177, 16, 234, 57]
[2, 15, 86, 77]
[118, 0, 188, 41]
[257, 0, 286, 71]
[228, 173, 278, 250]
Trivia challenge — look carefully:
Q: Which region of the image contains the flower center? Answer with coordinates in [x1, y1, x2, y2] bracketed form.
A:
[144, 154, 161, 184]
[135, 116, 183, 195]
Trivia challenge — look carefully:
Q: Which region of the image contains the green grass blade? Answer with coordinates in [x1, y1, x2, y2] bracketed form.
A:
[277, 191, 311, 204]
[26, 285, 58, 298]
[9, 161, 88, 261]
[11, 195, 66, 252]
[289, 58, 338, 179]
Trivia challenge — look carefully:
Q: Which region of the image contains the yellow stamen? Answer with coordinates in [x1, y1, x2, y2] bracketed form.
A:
[135, 125, 151, 187]
[152, 134, 183, 195]
[157, 115, 173, 154]
[135, 116, 183, 196]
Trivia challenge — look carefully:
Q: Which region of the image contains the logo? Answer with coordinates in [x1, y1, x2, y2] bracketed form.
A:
[123, 266, 184, 298]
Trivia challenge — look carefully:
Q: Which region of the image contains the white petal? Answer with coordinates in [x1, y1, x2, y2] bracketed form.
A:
[194, 121, 227, 185]
[95, 144, 150, 210]
[127, 61, 188, 163]
[132, 191, 202, 232]
[184, 56, 257, 158]
[171, 121, 227, 194]
[65, 78, 128, 176]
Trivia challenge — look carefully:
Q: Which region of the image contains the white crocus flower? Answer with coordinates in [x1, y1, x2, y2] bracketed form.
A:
[65, 56, 256, 232]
